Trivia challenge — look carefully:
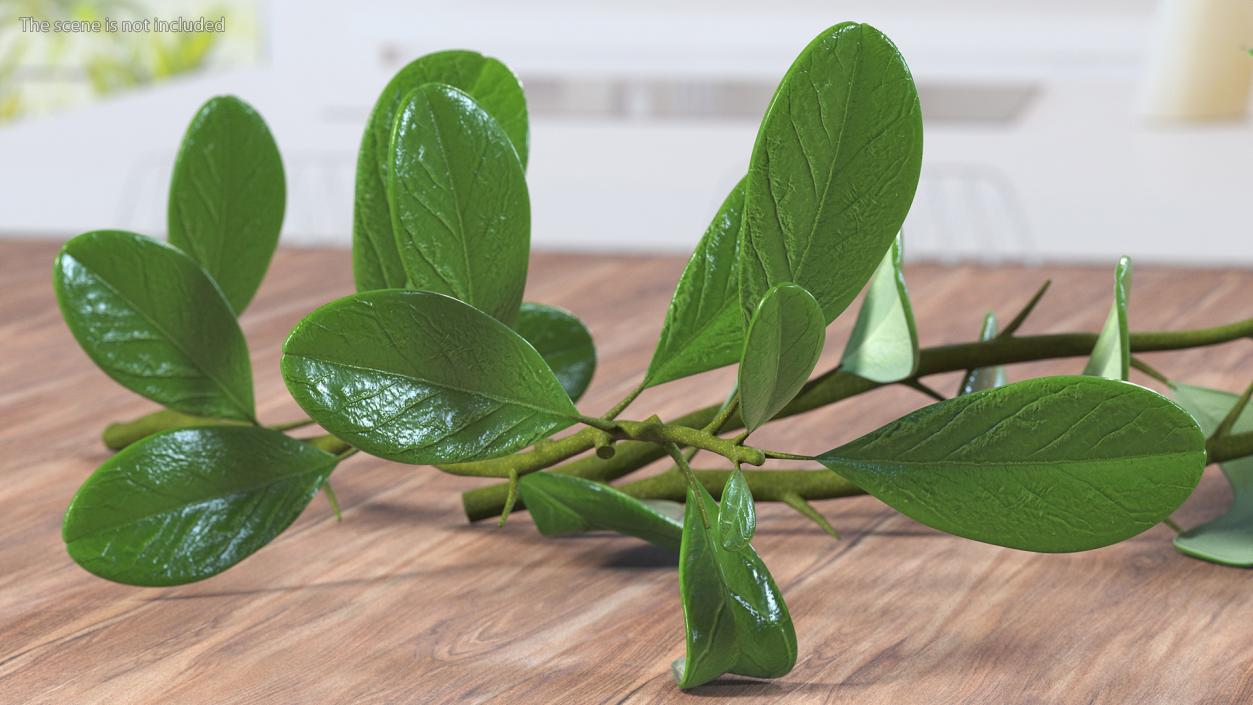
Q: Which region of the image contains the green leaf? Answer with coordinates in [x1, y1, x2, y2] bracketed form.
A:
[53, 230, 255, 421]
[673, 482, 797, 689]
[739, 22, 923, 324]
[1172, 383, 1253, 566]
[63, 427, 336, 586]
[1083, 256, 1132, 380]
[818, 376, 1206, 552]
[388, 83, 530, 325]
[353, 50, 528, 291]
[644, 179, 746, 387]
[167, 95, 285, 314]
[518, 473, 682, 550]
[839, 234, 918, 382]
[717, 468, 756, 551]
[516, 302, 597, 402]
[739, 283, 826, 433]
[281, 290, 578, 465]
[957, 312, 1008, 395]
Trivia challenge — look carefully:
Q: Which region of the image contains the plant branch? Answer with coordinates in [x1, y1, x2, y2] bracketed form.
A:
[461, 316, 1253, 521]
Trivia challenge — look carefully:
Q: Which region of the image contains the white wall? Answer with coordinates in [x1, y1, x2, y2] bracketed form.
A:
[1, 0, 1250, 264]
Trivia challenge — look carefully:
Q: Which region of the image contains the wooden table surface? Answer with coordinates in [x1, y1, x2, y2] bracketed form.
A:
[2, 239, 1251, 704]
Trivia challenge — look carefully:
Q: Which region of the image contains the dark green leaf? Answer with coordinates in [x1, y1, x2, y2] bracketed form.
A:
[353, 50, 528, 291]
[281, 290, 578, 464]
[739, 283, 826, 432]
[839, 234, 918, 382]
[1083, 256, 1132, 380]
[644, 179, 746, 387]
[168, 95, 285, 314]
[674, 482, 797, 689]
[63, 427, 336, 586]
[388, 83, 530, 325]
[818, 376, 1205, 552]
[519, 473, 682, 550]
[717, 468, 756, 551]
[1172, 383, 1253, 566]
[739, 22, 923, 324]
[957, 312, 1008, 395]
[516, 302, 596, 402]
[53, 230, 255, 421]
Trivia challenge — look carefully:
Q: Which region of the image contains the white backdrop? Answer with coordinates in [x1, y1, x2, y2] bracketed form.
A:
[1, 0, 1250, 264]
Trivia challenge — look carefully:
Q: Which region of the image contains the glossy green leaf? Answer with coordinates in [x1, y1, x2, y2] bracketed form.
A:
[167, 95, 285, 314]
[957, 312, 1008, 395]
[388, 83, 530, 325]
[644, 179, 746, 387]
[281, 290, 578, 465]
[353, 50, 528, 291]
[717, 468, 756, 551]
[516, 302, 597, 402]
[739, 283, 826, 433]
[739, 22, 923, 324]
[673, 482, 797, 689]
[63, 427, 336, 586]
[839, 235, 918, 382]
[53, 230, 255, 421]
[1083, 256, 1132, 380]
[519, 473, 682, 550]
[1172, 383, 1253, 566]
[818, 376, 1206, 552]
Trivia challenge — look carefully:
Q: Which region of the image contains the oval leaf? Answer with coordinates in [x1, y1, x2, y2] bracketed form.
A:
[53, 230, 255, 421]
[281, 290, 578, 464]
[1172, 383, 1253, 566]
[819, 376, 1205, 552]
[353, 50, 528, 291]
[739, 22, 923, 324]
[957, 312, 1008, 395]
[674, 482, 797, 689]
[839, 234, 918, 382]
[644, 178, 746, 387]
[516, 302, 596, 402]
[717, 468, 756, 551]
[63, 427, 336, 586]
[739, 283, 826, 432]
[389, 84, 530, 324]
[519, 473, 681, 550]
[1083, 256, 1132, 380]
[168, 95, 285, 314]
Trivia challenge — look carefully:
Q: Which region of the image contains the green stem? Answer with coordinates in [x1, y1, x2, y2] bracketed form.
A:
[101, 409, 246, 450]
[665, 443, 711, 526]
[270, 417, 316, 432]
[1209, 428, 1253, 465]
[618, 468, 864, 504]
[602, 383, 645, 421]
[461, 316, 1253, 521]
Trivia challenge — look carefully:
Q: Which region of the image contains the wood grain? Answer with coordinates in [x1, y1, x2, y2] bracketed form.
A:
[1, 239, 1251, 704]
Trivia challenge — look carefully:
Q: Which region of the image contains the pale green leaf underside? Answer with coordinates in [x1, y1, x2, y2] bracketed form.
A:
[840, 234, 918, 383]
[1083, 256, 1132, 380]
[819, 376, 1205, 552]
[519, 473, 681, 550]
[1172, 383, 1253, 566]
[739, 283, 826, 432]
[353, 50, 528, 292]
[717, 468, 756, 551]
[739, 22, 923, 325]
[957, 312, 1008, 395]
[674, 483, 797, 689]
[63, 427, 336, 586]
[645, 178, 746, 387]
[281, 290, 577, 465]
[516, 302, 597, 402]
[388, 83, 530, 325]
[168, 95, 285, 314]
[53, 230, 255, 421]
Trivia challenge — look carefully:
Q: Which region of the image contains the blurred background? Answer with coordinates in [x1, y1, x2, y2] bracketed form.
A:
[1, 0, 1250, 263]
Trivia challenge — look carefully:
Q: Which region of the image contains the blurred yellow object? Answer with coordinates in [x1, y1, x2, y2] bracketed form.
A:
[1140, 0, 1253, 121]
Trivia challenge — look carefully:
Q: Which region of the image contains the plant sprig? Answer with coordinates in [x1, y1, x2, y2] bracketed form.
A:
[50, 21, 1253, 693]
